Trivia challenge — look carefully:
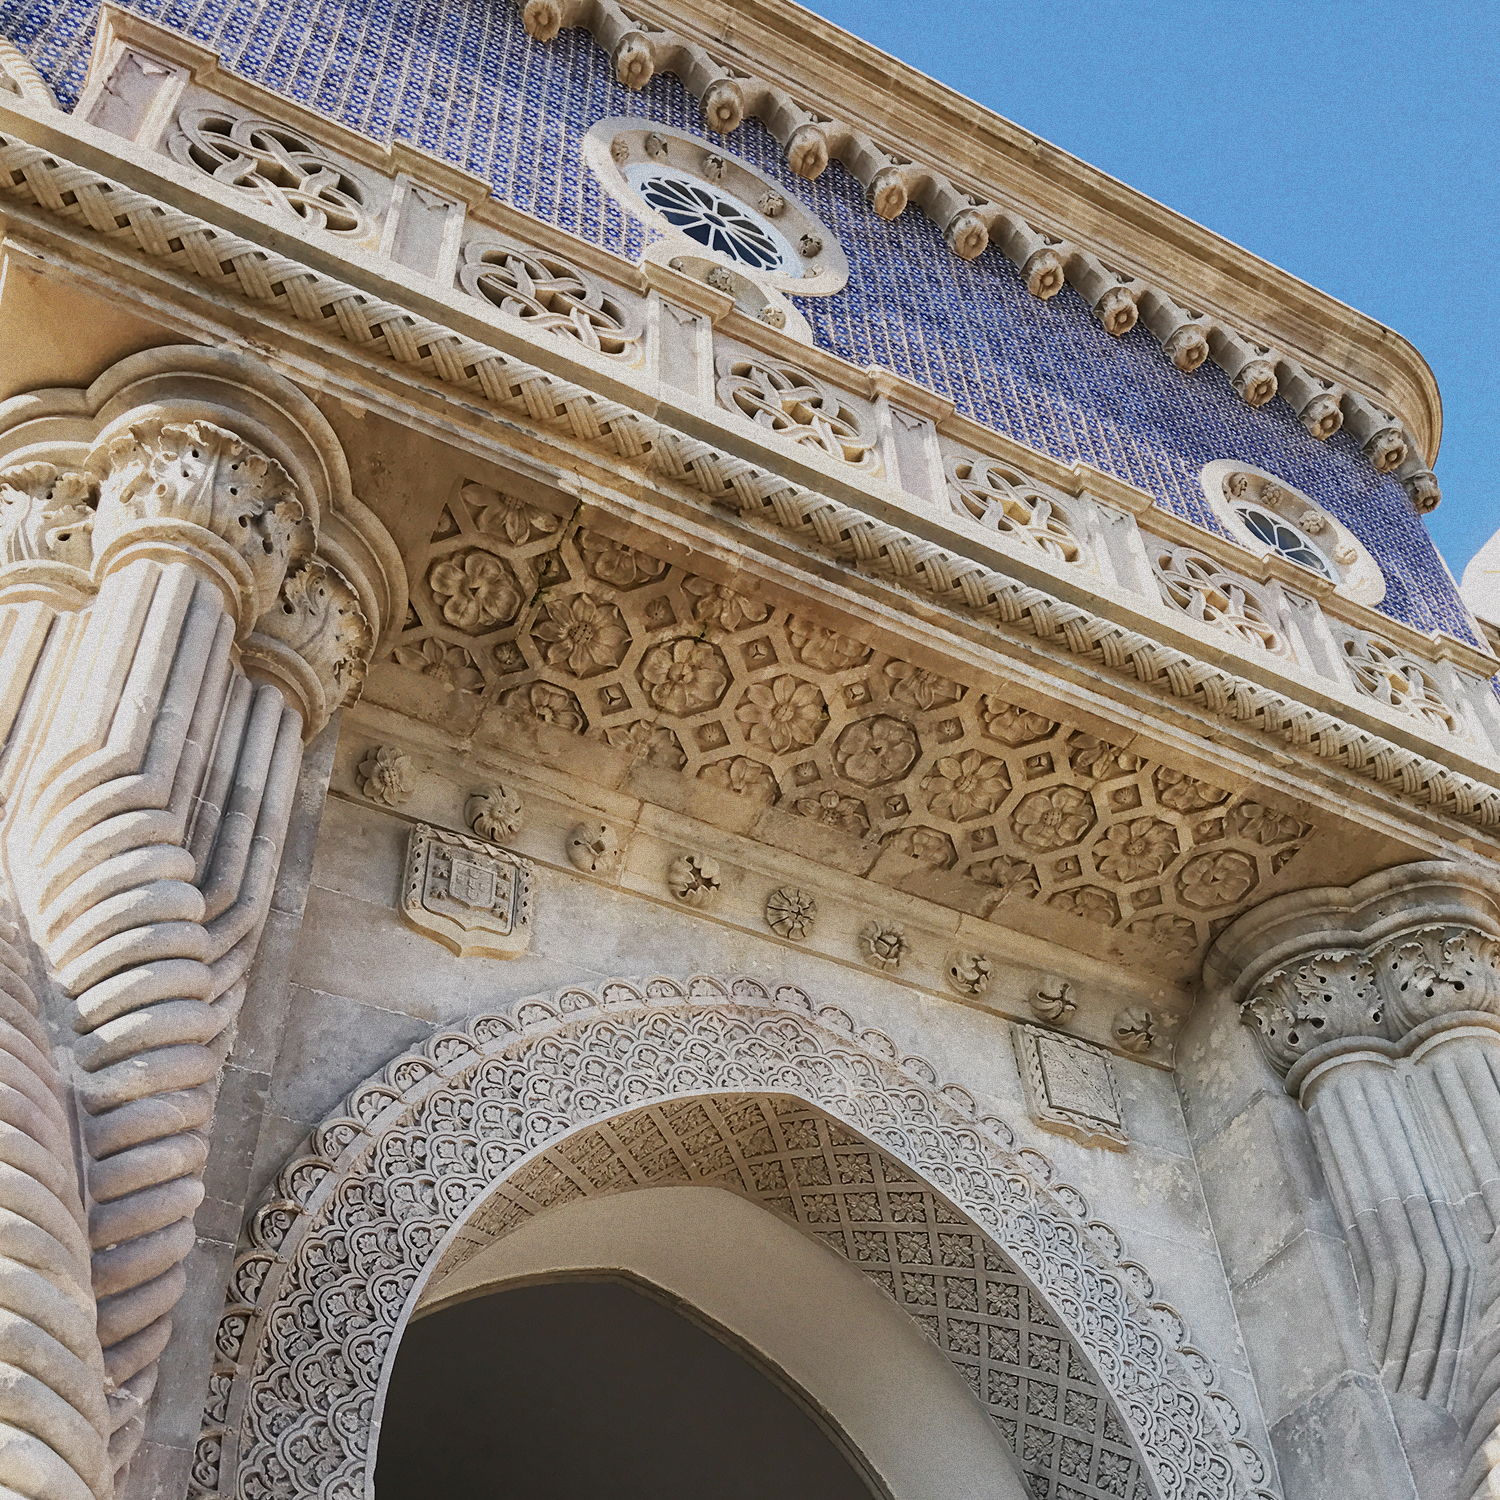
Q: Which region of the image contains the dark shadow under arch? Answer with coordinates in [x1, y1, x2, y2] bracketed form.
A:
[375, 1272, 881, 1500]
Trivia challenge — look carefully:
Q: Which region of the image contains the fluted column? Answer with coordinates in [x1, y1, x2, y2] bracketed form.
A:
[1206, 865, 1500, 1496]
[0, 394, 375, 1493]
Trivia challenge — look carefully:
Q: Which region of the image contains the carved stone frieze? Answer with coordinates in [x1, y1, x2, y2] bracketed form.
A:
[466, 783, 524, 842]
[401, 823, 534, 958]
[716, 357, 878, 469]
[194, 976, 1271, 1500]
[946, 457, 1084, 564]
[381, 482, 1326, 971]
[1014, 1024, 1127, 1149]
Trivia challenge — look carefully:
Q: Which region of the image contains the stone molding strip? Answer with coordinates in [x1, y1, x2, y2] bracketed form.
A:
[194, 974, 1277, 1500]
[0, 125, 1492, 832]
[516, 0, 1438, 509]
[0, 38, 57, 111]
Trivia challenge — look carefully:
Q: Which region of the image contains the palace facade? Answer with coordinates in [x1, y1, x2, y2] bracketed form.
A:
[0, 3, 1497, 1499]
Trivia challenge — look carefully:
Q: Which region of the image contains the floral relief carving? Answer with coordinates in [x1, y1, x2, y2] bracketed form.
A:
[667, 853, 722, 907]
[765, 887, 817, 940]
[717, 360, 878, 469]
[921, 751, 1011, 821]
[579, 528, 667, 588]
[794, 790, 871, 836]
[947, 951, 995, 996]
[1013, 786, 1095, 852]
[736, 676, 827, 752]
[788, 617, 871, 671]
[428, 549, 524, 632]
[1378, 927, 1500, 1035]
[358, 744, 415, 806]
[391, 637, 485, 691]
[383, 492, 1322, 972]
[1113, 1006, 1157, 1054]
[459, 240, 640, 357]
[169, 108, 372, 235]
[198, 982, 1267, 1500]
[566, 822, 619, 874]
[860, 922, 908, 970]
[885, 659, 963, 711]
[502, 681, 587, 732]
[1178, 851, 1258, 910]
[947, 457, 1084, 563]
[466, 783, 524, 842]
[466, 482, 560, 546]
[684, 575, 770, 630]
[835, 715, 920, 787]
[533, 594, 631, 675]
[1241, 953, 1382, 1075]
[980, 695, 1057, 747]
[640, 638, 731, 714]
[1151, 544, 1286, 656]
[1094, 819, 1179, 882]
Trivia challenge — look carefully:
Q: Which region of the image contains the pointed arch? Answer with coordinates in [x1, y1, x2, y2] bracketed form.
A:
[191, 975, 1275, 1500]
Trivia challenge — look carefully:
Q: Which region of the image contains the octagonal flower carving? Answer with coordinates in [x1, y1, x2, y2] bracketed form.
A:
[921, 751, 1011, 821]
[1069, 734, 1141, 781]
[1153, 766, 1228, 812]
[794, 790, 870, 836]
[579, 529, 665, 588]
[834, 715, 920, 788]
[699, 756, 778, 800]
[1011, 785, 1094, 851]
[981, 695, 1056, 747]
[1048, 886, 1120, 927]
[1178, 850, 1258, 909]
[392, 637, 484, 692]
[427, 549, 523, 632]
[886, 660, 962, 711]
[640, 638, 731, 715]
[683, 576, 771, 631]
[502, 681, 586, 732]
[788, 617, 870, 672]
[885, 825, 957, 868]
[532, 594, 631, 676]
[735, 675, 826, 753]
[1228, 802, 1307, 846]
[1093, 818, 1178, 882]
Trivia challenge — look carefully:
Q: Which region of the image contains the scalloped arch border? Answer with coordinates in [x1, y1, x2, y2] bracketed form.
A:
[194, 974, 1277, 1500]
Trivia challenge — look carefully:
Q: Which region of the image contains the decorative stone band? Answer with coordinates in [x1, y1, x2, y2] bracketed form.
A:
[194, 974, 1276, 1500]
[512, 0, 1437, 506]
[0, 38, 57, 110]
[0, 135, 1485, 831]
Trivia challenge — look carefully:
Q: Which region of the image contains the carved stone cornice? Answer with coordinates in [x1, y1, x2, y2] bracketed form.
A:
[1205, 861, 1500, 1080]
[0, 118, 1487, 821]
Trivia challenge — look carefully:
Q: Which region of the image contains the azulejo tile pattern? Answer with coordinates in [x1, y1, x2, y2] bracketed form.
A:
[1, 0, 1472, 641]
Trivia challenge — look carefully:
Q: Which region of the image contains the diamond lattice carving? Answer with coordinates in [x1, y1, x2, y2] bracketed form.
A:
[384, 485, 1319, 966]
[446, 1095, 1148, 1500]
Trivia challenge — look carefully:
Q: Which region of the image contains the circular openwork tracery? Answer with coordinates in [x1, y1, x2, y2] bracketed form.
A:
[196, 976, 1274, 1500]
[626, 166, 794, 273]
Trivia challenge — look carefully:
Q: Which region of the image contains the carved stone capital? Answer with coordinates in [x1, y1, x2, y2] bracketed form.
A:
[1206, 860, 1500, 1080]
[89, 419, 309, 627]
[0, 462, 96, 569]
[243, 560, 373, 732]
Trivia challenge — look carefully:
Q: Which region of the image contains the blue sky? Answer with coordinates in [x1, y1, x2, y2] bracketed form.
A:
[805, 0, 1497, 585]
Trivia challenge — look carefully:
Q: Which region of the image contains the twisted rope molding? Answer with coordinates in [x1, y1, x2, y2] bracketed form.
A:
[0, 130, 1490, 830]
[0, 39, 57, 110]
[193, 974, 1277, 1500]
[512, 0, 1438, 508]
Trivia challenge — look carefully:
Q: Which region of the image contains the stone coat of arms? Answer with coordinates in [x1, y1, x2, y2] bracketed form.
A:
[401, 822, 534, 958]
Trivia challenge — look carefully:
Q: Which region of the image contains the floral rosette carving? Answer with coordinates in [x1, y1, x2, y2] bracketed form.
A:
[642, 639, 730, 715]
[736, 676, 826, 753]
[428, 549, 524, 633]
[1012, 786, 1094, 851]
[834, 715, 918, 787]
[90, 419, 307, 623]
[533, 594, 631, 676]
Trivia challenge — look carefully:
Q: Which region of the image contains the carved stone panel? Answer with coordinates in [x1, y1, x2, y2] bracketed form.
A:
[401, 823, 534, 958]
[1014, 1024, 1127, 1149]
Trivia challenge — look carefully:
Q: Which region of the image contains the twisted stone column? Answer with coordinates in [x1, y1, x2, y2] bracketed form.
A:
[0, 402, 374, 1491]
[1206, 865, 1500, 1496]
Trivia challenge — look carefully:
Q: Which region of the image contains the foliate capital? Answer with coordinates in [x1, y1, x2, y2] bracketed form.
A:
[1241, 951, 1384, 1076]
[243, 560, 373, 732]
[89, 419, 310, 626]
[0, 462, 97, 569]
[1378, 926, 1500, 1035]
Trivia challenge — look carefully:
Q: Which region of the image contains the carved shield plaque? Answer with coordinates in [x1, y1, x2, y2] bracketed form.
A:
[1013, 1023, 1126, 1149]
[402, 823, 534, 958]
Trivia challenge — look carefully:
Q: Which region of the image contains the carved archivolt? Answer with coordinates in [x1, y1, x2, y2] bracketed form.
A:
[194, 976, 1273, 1500]
[386, 480, 1318, 970]
[0, 130, 1486, 829]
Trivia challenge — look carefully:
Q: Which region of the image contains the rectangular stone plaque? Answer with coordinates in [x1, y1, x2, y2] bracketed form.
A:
[1013, 1023, 1127, 1149]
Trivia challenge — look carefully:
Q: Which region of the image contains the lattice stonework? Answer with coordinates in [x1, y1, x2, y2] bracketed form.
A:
[446, 1095, 1147, 1500]
[387, 481, 1317, 965]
